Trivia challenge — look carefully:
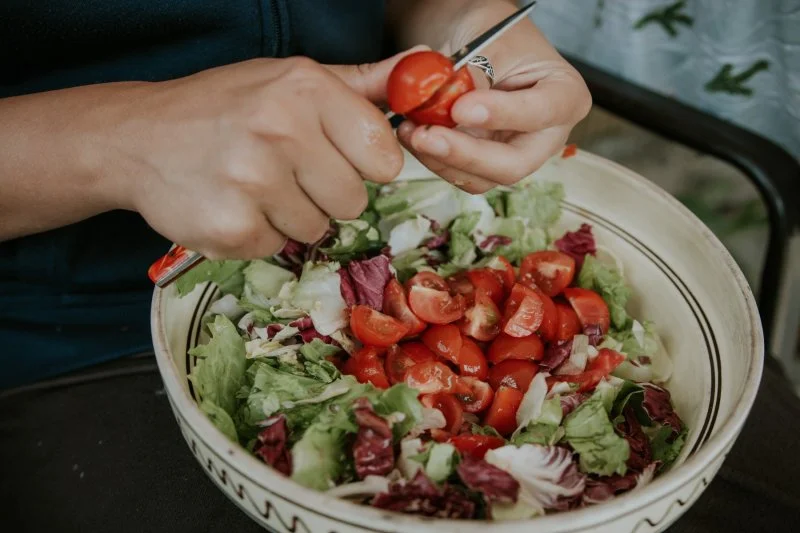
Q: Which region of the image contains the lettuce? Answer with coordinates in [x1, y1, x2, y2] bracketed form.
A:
[563, 392, 630, 476]
[200, 400, 238, 442]
[505, 181, 564, 228]
[372, 384, 424, 440]
[322, 219, 384, 261]
[374, 180, 462, 227]
[176, 259, 247, 297]
[290, 262, 347, 335]
[647, 423, 687, 470]
[577, 255, 632, 330]
[488, 218, 549, 263]
[425, 443, 458, 483]
[448, 231, 477, 267]
[391, 248, 431, 283]
[243, 260, 296, 300]
[387, 215, 432, 256]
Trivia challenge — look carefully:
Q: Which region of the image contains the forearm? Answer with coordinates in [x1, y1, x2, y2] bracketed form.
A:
[0, 84, 135, 241]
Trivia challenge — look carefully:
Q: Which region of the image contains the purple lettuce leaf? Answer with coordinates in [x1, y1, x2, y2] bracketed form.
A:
[642, 384, 683, 434]
[616, 407, 652, 472]
[554, 224, 596, 271]
[253, 415, 292, 476]
[560, 392, 591, 418]
[456, 455, 519, 504]
[372, 470, 476, 519]
[541, 339, 573, 370]
[583, 324, 603, 347]
[347, 255, 392, 311]
[352, 398, 395, 479]
[479, 235, 513, 253]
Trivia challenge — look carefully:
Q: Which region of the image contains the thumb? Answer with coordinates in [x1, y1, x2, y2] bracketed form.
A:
[326, 45, 431, 103]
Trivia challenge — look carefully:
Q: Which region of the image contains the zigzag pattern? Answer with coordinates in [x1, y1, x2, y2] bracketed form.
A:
[632, 477, 709, 533]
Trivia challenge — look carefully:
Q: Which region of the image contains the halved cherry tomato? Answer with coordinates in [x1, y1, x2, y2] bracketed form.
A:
[404, 361, 458, 394]
[408, 286, 466, 325]
[406, 67, 475, 128]
[459, 288, 501, 342]
[421, 324, 463, 363]
[519, 251, 576, 297]
[349, 305, 410, 347]
[430, 428, 451, 442]
[534, 289, 558, 342]
[554, 300, 582, 341]
[487, 333, 544, 364]
[342, 346, 390, 389]
[502, 283, 545, 338]
[448, 434, 505, 459]
[406, 271, 450, 292]
[483, 386, 525, 436]
[454, 338, 489, 380]
[382, 279, 426, 338]
[563, 287, 611, 333]
[550, 348, 625, 392]
[385, 342, 436, 384]
[387, 51, 453, 115]
[466, 269, 505, 306]
[484, 256, 516, 293]
[446, 272, 473, 296]
[421, 393, 464, 434]
[488, 359, 539, 393]
[454, 376, 494, 413]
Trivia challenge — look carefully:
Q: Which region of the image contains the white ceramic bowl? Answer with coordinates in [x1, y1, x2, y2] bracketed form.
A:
[151, 149, 763, 533]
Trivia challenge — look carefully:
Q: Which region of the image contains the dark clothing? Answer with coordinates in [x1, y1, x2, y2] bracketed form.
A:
[0, 0, 387, 388]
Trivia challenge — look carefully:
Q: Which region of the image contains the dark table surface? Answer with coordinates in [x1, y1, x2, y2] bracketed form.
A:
[2, 354, 799, 533]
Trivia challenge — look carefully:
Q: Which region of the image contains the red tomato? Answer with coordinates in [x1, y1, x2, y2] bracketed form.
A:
[454, 376, 494, 413]
[406, 271, 449, 292]
[421, 393, 464, 434]
[484, 256, 516, 293]
[488, 359, 539, 393]
[459, 288, 501, 342]
[487, 333, 544, 364]
[519, 251, 576, 297]
[406, 67, 475, 128]
[384, 342, 436, 384]
[483, 386, 524, 436]
[466, 269, 505, 306]
[404, 361, 458, 394]
[446, 272, 474, 296]
[502, 283, 545, 338]
[448, 434, 505, 459]
[430, 428, 451, 443]
[382, 279, 427, 338]
[342, 347, 390, 389]
[421, 324, 463, 363]
[349, 305, 410, 347]
[562, 143, 578, 159]
[554, 300, 582, 341]
[387, 51, 453, 115]
[408, 286, 466, 325]
[563, 287, 611, 333]
[454, 337, 489, 380]
[551, 349, 625, 392]
[534, 290, 558, 342]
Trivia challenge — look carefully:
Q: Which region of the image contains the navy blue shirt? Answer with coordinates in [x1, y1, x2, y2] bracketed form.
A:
[0, 0, 387, 388]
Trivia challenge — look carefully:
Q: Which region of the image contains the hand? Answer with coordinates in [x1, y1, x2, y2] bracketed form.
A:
[100, 53, 415, 259]
[395, 2, 591, 194]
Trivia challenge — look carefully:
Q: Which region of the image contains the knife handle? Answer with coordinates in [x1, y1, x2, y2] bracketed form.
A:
[148, 245, 205, 288]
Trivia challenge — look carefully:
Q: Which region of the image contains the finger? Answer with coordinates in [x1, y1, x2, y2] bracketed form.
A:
[199, 200, 287, 260]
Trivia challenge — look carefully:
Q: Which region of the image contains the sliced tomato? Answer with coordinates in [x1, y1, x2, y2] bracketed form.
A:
[459, 288, 501, 342]
[342, 346, 390, 389]
[387, 51, 454, 115]
[550, 348, 625, 392]
[554, 300, 582, 342]
[563, 287, 611, 333]
[454, 337, 489, 380]
[483, 386, 524, 436]
[408, 286, 466, 325]
[535, 289, 558, 342]
[466, 269, 505, 306]
[421, 324, 463, 363]
[405, 66, 475, 128]
[384, 342, 436, 384]
[502, 283, 545, 338]
[519, 251, 576, 297]
[349, 305, 410, 347]
[487, 359, 539, 393]
[484, 256, 516, 293]
[487, 333, 544, 364]
[454, 376, 494, 413]
[430, 428, 451, 443]
[446, 271, 474, 296]
[421, 393, 464, 434]
[448, 434, 505, 459]
[404, 361, 458, 394]
[382, 279, 426, 338]
[406, 271, 449, 292]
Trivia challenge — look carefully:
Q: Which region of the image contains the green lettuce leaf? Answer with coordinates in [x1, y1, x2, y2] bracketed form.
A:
[563, 392, 630, 476]
[189, 315, 247, 416]
[391, 248, 431, 283]
[577, 255, 632, 330]
[489, 218, 549, 263]
[483, 188, 508, 217]
[613, 320, 660, 357]
[299, 338, 341, 362]
[448, 231, 477, 267]
[176, 260, 248, 297]
[450, 211, 481, 235]
[199, 400, 238, 442]
[425, 443, 458, 483]
[470, 424, 504, 438]
[505, 181, 564, 228]
[321, 219, 384, 262]
[243, 260, 296, 300]
[648, 423, 687, 470]
[511, 423, 564, 447]
[373, 384, 424, 440]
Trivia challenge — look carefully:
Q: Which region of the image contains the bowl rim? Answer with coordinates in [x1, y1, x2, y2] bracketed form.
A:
[151, 149, 764, 531]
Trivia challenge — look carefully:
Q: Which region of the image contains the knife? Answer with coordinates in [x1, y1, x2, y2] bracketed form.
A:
[149, 1, 537, 288]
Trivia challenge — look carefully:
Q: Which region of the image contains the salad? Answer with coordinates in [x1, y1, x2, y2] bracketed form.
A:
[176, 168, 687, 520]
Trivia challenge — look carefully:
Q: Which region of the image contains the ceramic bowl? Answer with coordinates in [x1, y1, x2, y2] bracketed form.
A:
[151, 149, 763, 533]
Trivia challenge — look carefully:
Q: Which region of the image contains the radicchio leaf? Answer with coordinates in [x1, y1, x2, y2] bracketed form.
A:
[616, 407, 652, 472]
[352, 399, 395, 479]
[583, 324, 604, 347]
[275, 239, 307, 273]
[347, 255, 393, 311]
[541, 339, 572, 370]
[560, 392, 590, 418]
[456, 455, 519, 504]
[371, 470, 476, 519]
[642, 384, 683, 434]
[581, 461, 659, 506]
[253, 415, 292, 476]
[555, 224, 596, 270]
[479, 235, 512, 253]
[339, 269, 357, 307]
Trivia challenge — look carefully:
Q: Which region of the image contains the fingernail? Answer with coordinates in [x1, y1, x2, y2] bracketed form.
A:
[462, 104, 489, 124]
[422, 134, 449, 157]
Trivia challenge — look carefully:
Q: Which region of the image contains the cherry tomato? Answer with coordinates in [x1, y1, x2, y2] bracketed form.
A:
[446, 272, 475, 306]
[483, 386, 524, 436]
[406, 67, 475, 128]
[563, 287, 611, 333]
[519, 251, 576, 297]
[382, 279, 427, 338]
[488, 359, 539, 393]
[454, 376, 494, 413]
[404, 361, 458, 394]
[387, 51, 454, 115]
[406, 271, 450, 292]
[421, 393, 464, 434]
[466, 269, 505, 306]
[487, 333, 544, 364]
[554, 300, 582, 341]
[550, 349, 625, 392]
[535, 289, 558, 342]
[409, 285, 466, 325]
[484, 256, 516, 293]
[454, 337, 489, 380]
[502, 283, 545, 338]
[448, 434, 506, 459]
[349, 305, 410, 347]
[459, 288, 501, 342]
[342, 346, 390, 389]
[430, 428, 451, 442]
[421, 324, 463, 363]
[384, 342, 436, 384]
